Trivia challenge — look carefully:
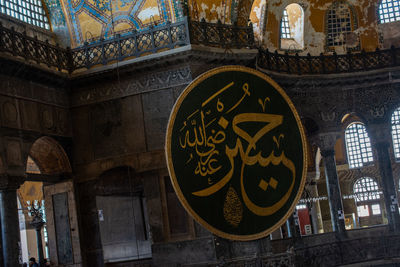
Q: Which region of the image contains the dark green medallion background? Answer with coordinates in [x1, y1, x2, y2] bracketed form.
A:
[166, 66, 307, 241]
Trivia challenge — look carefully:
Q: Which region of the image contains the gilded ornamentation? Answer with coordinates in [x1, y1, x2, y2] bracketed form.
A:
[223, 186, 243, 227]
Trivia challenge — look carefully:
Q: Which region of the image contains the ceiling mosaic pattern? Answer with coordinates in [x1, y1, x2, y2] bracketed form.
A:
[61, 0, 178, 47]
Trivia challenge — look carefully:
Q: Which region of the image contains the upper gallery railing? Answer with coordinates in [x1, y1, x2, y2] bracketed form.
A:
[0, 23, 70, 71]
[2, 17, 400, 75]
[71, 19, 190, 70]
[257, 47, 400, 75]
[0, 18, 254, 73]
[189, 19, 255, 49]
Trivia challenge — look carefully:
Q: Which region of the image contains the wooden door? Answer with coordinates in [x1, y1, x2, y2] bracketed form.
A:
[44, 181, 82, 266]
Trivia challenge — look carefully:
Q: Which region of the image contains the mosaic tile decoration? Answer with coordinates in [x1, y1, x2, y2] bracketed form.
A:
[44, 0, 67, 27]
[61, 0, 179, 47]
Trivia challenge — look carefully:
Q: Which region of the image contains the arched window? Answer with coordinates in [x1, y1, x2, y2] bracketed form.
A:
[353, 177, 380, 202]
[353, 177, 382, 221]
[326, 1, 358, 50]
[391, 106, 400, 159]
[378, 0, 400, 24]
[345, 122, 373, 168]
[0, 0, 50, 29]
[280, 3, 304, 50]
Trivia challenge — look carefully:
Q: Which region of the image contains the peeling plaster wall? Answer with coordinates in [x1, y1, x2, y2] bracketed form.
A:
[190, 0, 233, 23]
[287, 4, 303, 46]
[250, 0, 264, 42]
[250, 0, 382, 55]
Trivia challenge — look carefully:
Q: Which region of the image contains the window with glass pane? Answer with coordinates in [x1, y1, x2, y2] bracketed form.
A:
[353, 177, 381, 202]
[391, 107, 400, 159]
[326, 2, 352, 47]
[345, 123, 373, 168]
[357, 205, 369, 217]
[371, 204, 381, 215]
[281, 9, 291, 39]
[296, 204, 307, 210]
[379, 0, 400, 23]
[0, 0, 50, 29]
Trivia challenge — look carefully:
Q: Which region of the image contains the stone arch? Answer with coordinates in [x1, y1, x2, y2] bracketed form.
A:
[249, 0, 267, 41]
[340, 112, 368, 129]
[27, 136, 72, 175]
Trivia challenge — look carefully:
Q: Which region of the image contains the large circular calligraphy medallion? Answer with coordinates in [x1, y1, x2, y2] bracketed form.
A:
[166, 66, 307, 240]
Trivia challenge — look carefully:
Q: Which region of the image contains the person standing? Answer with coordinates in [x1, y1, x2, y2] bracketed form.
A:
[29, 257, 39, 267]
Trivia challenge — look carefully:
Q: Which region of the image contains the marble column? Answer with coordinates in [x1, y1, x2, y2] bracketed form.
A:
[77, 180, 104, 267]
[316, 133, 346, 236]
[0, 174, 23, 267]
[309, 183, 324, 234]
[369, 123, 400, 232]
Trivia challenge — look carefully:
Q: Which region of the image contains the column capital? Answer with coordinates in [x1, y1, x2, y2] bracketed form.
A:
[367, 122, 391, 148]
[0, 174, 24, 191]
[312, 132, 340, 156]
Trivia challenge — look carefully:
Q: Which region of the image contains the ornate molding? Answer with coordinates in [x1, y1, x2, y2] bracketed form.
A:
[71, 66, 192, 107]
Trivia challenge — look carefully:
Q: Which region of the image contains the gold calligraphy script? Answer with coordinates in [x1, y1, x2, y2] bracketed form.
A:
[178, 81, 296, 227]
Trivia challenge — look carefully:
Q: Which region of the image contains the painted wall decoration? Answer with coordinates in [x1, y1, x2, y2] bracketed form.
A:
[165, 66, 307, 240]
[60, 0, 180, 47]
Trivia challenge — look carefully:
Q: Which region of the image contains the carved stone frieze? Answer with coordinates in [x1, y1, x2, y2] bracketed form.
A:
[273, 70, 400, 134]
[72, 66, 192, 107]
[320, 111, 337, 122]
[0, 75, 69, 108]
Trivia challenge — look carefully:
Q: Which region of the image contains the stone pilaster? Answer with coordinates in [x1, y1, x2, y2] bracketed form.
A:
[368, 123, 400, 232]
[314, 132, 346, 237]
[0, 174, 24, 267]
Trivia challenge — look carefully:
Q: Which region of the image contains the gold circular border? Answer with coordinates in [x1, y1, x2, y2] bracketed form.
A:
[165, 65, 308, 241]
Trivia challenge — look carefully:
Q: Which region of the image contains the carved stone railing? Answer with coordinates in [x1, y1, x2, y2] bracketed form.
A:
[257, 47, 400, 75]
[189, 19, 255, 49]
